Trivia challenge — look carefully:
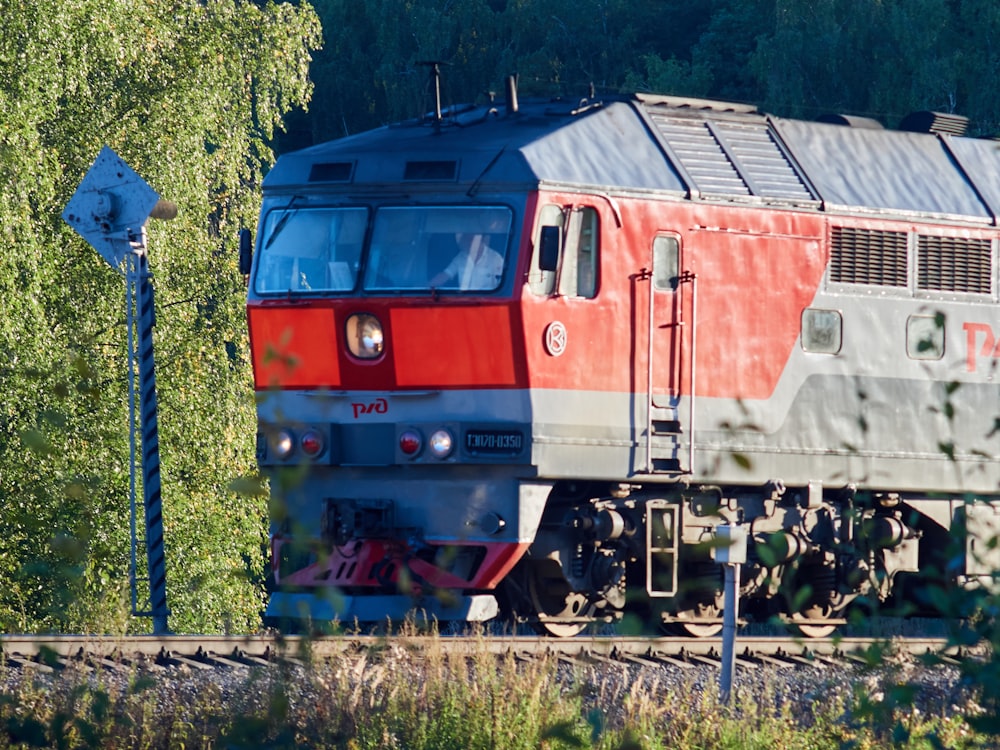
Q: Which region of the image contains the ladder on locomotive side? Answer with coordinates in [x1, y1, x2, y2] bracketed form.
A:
[645, 270, 697, 475]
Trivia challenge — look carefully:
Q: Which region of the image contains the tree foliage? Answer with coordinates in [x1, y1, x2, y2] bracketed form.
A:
[0, 0, 320, 633]
[291, 0, 1000, 149]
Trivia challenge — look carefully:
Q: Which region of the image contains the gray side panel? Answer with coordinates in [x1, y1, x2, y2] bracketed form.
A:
[776, 119, 992, 220]
[684, 288, 1000, 492]
[528, 371, 1000, 494]
[693, 376, 1000, 492]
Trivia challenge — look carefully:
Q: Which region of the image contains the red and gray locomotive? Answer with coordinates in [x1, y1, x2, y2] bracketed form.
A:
[245, 82, 1000, 636]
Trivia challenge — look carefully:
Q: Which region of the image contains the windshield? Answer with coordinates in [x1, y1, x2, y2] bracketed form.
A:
[364, 206, 512, 292]
[254, 207, 368, 293]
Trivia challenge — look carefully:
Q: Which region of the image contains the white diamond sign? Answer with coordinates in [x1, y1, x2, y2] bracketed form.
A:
[62, 146, 162, 269]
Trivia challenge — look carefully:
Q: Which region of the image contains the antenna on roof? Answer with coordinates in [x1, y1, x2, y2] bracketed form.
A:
[417, 61, 448, 127]
[505, 74, 519, 115]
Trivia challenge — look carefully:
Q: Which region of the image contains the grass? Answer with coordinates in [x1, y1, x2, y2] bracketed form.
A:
[0, 631, 986, 749]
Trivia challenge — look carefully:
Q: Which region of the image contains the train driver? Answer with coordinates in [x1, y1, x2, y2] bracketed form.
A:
[429, 219, 505, 290]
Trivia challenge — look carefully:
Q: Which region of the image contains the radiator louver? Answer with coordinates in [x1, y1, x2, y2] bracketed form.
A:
[918, 235, 992, 294]
[830, 227, 908, 286]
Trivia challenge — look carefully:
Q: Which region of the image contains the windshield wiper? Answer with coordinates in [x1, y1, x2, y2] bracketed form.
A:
[263, 195, 303, 249]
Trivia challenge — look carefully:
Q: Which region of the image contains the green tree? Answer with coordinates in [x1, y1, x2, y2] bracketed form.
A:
[953, 0, 1000, 135]
[689, 0, 774, 104]
[298, 0, 507, 143]
[867, 0, 959, 123]
[298, 0, 683, 146]
[0, 0, 320, 633]
[749, 0, 962, 123]
[294, 0, 1000, 149]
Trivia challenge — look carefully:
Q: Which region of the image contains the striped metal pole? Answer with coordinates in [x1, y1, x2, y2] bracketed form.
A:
[132, 233, 170, 634]
[126, 251, 139, 621]
[62, 148, 175, 635]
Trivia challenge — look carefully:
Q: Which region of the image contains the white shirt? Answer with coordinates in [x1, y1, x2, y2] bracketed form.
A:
[442, 235, 503, 289]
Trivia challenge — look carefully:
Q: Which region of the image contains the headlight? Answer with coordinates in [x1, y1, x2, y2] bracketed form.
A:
[271, 429, 295, 460]
[428, 429, 454, 459]
[346, 313, 384, 359]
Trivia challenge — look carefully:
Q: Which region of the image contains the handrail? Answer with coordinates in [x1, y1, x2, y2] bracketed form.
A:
[645, 267, 655, 474]
[684, 271, 698, 476]
[646, 267, 697, 475]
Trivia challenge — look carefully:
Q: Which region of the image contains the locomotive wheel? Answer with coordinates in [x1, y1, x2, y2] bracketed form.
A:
[789, 604, 839, 638]
[526, 563, 594, 637]
[667, 601, 723, 637]
[672, 620, 723, 638]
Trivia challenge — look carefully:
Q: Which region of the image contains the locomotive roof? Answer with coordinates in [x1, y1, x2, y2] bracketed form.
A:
[264, 94, 1000, 225]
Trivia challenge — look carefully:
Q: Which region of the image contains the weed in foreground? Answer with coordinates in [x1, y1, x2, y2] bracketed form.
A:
[0, 632, 986, 749]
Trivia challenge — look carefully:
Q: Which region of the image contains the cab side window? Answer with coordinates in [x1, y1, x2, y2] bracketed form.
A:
[569, 207, 598, 298]
[529, 205, 599, 298]
[529, 205, 564, 296]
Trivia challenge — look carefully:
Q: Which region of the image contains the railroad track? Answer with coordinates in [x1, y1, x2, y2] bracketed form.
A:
[0, 632, 974, 675]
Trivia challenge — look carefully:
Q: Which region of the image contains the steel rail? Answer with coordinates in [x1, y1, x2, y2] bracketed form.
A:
[0, 633, 972, 670]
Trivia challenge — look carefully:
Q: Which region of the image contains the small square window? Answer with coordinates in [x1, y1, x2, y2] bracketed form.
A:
[907, 314, 945, 360]
[801, 308, 842, 354]
[653, 235, 680, 291]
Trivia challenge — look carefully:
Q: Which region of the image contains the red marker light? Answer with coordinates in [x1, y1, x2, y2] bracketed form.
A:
[301, 430, 323, 457]
[399, 429, 422, 456]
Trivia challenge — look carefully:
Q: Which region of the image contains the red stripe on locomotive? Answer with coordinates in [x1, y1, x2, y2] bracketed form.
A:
[390, 304, 523, 387]
[249, 302, 528, 390]
[248, 306, 340, 388]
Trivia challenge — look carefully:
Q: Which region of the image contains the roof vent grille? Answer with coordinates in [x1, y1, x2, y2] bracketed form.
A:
[898, 111, 969, 136]
[645, 113, 814, 201]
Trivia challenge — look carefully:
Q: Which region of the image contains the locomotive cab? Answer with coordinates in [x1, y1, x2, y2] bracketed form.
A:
[247, 196, 542, 628]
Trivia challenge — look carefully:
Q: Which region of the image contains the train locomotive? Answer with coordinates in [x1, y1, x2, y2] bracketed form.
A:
[245, 78, 1000, 637]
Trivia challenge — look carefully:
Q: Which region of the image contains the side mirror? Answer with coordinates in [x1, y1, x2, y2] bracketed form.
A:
[539, 225, 560, 272]
[238, 228, 253, 275]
